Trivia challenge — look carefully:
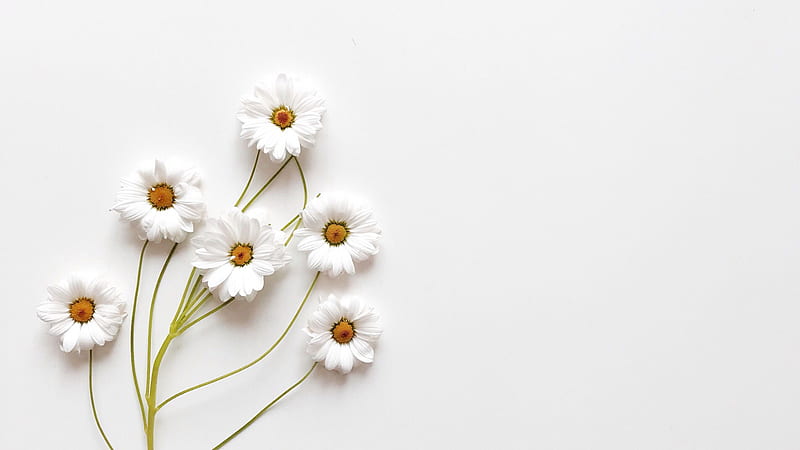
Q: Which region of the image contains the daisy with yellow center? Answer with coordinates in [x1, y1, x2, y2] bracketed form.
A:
[296, 193, 382, 277]
[304, 294, 382, 374]
[112, 159, 206, 243]
[192, 209, 291, 301]
[238, 73, 326, 161]
[36, 275, 127, 353]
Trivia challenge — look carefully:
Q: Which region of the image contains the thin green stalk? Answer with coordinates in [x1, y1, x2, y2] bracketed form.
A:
[178, 278, 205, 324]
[89, 350, 114, 450]
[170, 267, 197, 328]
[213, 363, 317, 449]
[145, 332, 176, 450]
[145, 243, 179, 398]
[280, 157, 308, 246]
[281, 214, 300, 231]
[179, 299, 234, 334]
[179, 291, 214, 326]
[188, 272, 203, 300]
[234, 150, 261, 207]
[293, 156, 309, 209]
[129, 240, 148, 426]
[157, 272, 321, 412]
[178, 284, 208, 325]
[241, 157, 293, 212]
[284, 218, 302, 246]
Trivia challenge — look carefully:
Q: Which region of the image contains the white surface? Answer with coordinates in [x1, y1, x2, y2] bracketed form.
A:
[1, 1, 800, 448]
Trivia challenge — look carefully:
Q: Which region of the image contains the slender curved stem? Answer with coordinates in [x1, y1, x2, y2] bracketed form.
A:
[188, 273, 203, 302]
[129, 240, 148, 426]
[89, 350, 114, 450]
[213, 363, 317, 449]
[179, 298, 234, 334]
[178, 278, 205, 324]
[234, 150, 261, 207]
[284, 218, 302, 246]
[282, 157, 308, 246]
[157, 272, 321, 412]
[170, 267, 197, 329]
[179, 291, 213, 326]
[280, 214, 300, 231]
[145, 243, 179, 398]
[145, 332, 176, 450]
[293, 156, 308, 209]
[241, 157, 294, 212]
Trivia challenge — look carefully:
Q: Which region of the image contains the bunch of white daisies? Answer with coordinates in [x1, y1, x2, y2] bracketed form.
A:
[36, 74, 384, 449]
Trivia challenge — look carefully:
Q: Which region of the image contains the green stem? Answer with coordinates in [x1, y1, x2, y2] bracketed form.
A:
[212, 363, 317, 449]
[170, 267, 197, 329]
[89, 350, 114, 450]
[145, 332, 176, 450]
[145, 243, 179, 398]
[280, 214, 300, 231]
[234, 150, 261, 207]
[179, 291, 214, 326]
[129, 240, 149, 427]
[178, 278, 205, 324]
[284, 218, 302, 247]
[280, 157, 308, 246]
[293, 156, 309, 209]
[156, 272, 321, 412]
[179, 298, 234, 334]
[241, 157, 294, 212]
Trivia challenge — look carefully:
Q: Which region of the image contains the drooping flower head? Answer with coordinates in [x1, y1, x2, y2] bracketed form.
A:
[192, 208, 291, 301]
[304, 294, 382, 374]
[237, 74, 326, 162]
[36, 275, 127, 353]
[112, 160, 206, 243]
[295, 193, 381, 277]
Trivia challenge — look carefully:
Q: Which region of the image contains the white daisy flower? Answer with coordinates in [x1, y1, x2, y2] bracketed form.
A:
[112, 159, 206, 243]
[36, 275, 127, 353]
[304, 294, 382, 374]
[237, 73, 326, 161]
[295, 193, 381, 277]
[192, 208, 291, 301]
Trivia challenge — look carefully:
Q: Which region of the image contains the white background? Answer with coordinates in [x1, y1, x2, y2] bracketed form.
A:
[1, 1, 799, 449]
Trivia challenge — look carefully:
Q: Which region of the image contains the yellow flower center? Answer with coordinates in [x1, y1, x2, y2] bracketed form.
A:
[230, 244, 254, 266]
[332, 319, 355, 344]
[69, 298, 95, 323]
[324, 223, 348, 246]
[271, 106, 295, 129]
[148, 184, 175, 210]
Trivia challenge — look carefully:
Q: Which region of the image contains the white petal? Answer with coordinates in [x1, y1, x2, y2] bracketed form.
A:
[205, 264, 234, 290]
[312, 339, 334, 361]
[59, 322, 81, 352]
[76, 324, 96, 351]
[350, 337, 375, 363]
[46, 284, 72, 304]
[324, 343, 341, 371]
[86, 321, 112, 345]
[270, 134, 287, 161]
[48, 317, 76, 336]
[36, 302, 70, 322]
[285, 129, 301, 156]
[249, 259, 275, 276]
[297, 235, 325, 252]
[338, 345, 354, 373]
